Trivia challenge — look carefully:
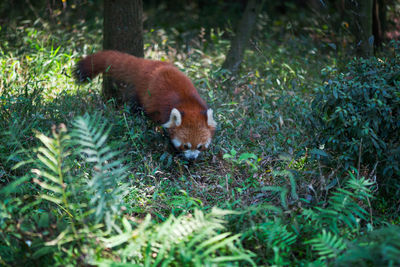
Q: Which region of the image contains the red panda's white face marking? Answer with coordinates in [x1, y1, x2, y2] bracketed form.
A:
[184, 149, 200, 159]
[164, 108, 216, 160]
[171, 138, 182, 148]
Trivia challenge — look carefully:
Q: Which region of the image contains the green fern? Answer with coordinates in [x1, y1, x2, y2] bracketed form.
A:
[260, 220, 297, 265]
[97, 208, 256, 266]
[29, 124, 83, 249]
[244, 172, 375, 265]
[303, 173, 374, 234]
[306, 229, 347, 260]
[31, 124, 72, 216]
[264, 222, 297, 249]
[71, 113, 128, 228]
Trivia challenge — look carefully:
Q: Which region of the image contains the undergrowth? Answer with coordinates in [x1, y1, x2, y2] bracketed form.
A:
[1, 5, 399, 266]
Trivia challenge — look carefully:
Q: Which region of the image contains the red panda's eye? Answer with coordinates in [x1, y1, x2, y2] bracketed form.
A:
[183, 144, 189, 150]
[198, 144, 203, 150]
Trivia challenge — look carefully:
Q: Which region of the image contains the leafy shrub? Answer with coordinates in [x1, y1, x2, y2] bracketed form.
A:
[336, 225, 400, 266]
[311, 41, 400, 189]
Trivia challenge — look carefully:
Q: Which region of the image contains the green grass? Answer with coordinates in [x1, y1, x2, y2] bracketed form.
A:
[1, 8, 399, 266]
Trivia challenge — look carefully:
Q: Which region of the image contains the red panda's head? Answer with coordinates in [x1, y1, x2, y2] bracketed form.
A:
[162, 108, 217, 160]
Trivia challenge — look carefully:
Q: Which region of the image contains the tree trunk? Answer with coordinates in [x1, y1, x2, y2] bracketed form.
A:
[356, 0, 374, 57]
[103, 0, 143, 102]
[373, 0, 387, 48]
[222, 0, 262, 74]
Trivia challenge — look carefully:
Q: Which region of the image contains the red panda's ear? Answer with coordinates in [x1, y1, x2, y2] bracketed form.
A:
[162, 108, 182, 128]
[207, 109, 217, 128]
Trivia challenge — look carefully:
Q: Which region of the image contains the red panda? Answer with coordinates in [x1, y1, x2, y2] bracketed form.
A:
[75, 50, 216, 160]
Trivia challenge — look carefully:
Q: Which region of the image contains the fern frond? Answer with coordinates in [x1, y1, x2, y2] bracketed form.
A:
[71, 113, 128, 227]
[306, 229, 347, 260]
[98, 208, 256, 266]
[31, 124, 71, 211]
[261, 220, 297, 250]
[303, 174, 374, 234]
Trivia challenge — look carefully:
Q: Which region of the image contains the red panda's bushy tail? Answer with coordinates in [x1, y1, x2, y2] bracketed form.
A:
[74, 50, 139, 84]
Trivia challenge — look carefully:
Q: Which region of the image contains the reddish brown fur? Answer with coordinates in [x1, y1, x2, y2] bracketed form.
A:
[76, 50, 215, 157]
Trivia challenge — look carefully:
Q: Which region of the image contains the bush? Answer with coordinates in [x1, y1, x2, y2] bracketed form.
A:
[311, 41, 400, 191]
